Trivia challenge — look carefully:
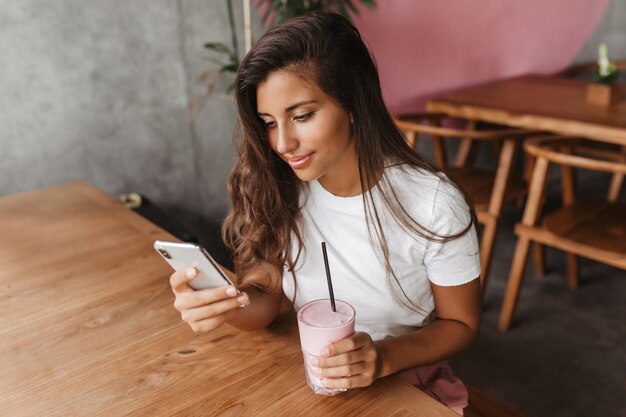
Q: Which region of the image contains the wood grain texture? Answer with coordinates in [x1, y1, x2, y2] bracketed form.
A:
[0, 181, 458, 417]
[427, 76, 626, 145]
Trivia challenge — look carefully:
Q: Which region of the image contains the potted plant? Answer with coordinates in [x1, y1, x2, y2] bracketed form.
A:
[190, 0, 376, 116]
[586, 43, 620, 107]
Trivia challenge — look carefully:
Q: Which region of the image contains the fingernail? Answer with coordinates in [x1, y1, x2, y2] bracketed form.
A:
[313, 366, 322, 375]
[185, 268, 196, 279]
[311, 358, 319, 367]
[225, 287, 237, 296]
[320, 348, 329, 357]
[320, 378, 328, 387]
[237, 294, 249, 307]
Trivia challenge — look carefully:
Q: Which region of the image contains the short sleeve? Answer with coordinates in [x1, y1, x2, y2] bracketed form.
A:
[424, 178, 481, 286]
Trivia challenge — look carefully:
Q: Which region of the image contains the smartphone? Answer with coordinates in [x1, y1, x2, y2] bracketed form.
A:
[153, 240, 234, 290]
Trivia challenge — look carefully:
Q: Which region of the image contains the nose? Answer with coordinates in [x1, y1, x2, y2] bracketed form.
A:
[273, 123, 298, 155]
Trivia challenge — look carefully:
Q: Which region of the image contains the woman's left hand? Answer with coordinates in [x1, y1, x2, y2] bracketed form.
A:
[312, 331, 382, 389]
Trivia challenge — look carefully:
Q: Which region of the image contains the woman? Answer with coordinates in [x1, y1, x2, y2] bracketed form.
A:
[170, 11, 481, 415]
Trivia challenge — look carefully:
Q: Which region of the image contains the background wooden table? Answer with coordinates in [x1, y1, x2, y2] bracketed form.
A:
[427, 75, 626, 333]
[0, 181, 457, 417]
[427, 75, 626, 145]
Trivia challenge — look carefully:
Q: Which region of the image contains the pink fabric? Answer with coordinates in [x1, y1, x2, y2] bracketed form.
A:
[352, 1, 610, 115]
[398, 361, 468, 416]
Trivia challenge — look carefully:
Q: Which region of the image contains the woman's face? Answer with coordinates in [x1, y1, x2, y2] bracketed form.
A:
[256, 69, 360, 196]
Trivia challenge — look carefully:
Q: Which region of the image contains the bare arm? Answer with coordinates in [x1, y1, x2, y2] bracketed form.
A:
[375, 278, 481, 377]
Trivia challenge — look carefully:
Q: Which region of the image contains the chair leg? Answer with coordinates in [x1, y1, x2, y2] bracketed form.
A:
[499, 237, 531, 331]
[518, 151, 536, 209]
[499, 157, 550, 331]
[453, 119, 477, 169]
[532, 242, 545, 278]
[523, 154, 535, 184]
[607, 173, 624, 203]
[608, 145, 625, 202]
[531, 162, 549, 279]
[560, 163, 576, 206]
[432, 136, 447, 169]
[453, 128, 478, 169]
[566, 253, 579, 289]
[486, 139, 517, 217]
[479, 216, 498, 293]
[559, 147, 579, 289]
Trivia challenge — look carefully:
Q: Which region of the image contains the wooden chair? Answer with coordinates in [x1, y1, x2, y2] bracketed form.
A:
[499, 136, 626, 331]
[394, 114, 538, 292]
[526, 61, 626, 279]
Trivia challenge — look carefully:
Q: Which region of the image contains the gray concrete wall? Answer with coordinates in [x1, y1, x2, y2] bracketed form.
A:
[0, 0, 263, 262]
[0, 1, 624, 258]
[574, 0, 626, 63]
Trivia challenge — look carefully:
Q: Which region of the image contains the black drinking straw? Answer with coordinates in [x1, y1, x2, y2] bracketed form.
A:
[321, 242, 337, 312]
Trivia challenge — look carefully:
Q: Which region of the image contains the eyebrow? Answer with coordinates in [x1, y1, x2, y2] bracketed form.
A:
[258, 100, 318, 117]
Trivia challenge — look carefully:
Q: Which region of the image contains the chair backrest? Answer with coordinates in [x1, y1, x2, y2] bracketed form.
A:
[524, 136, 626, 175]
[394, 114, 534, 141]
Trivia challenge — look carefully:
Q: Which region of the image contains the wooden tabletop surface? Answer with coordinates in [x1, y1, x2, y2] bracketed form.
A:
[0, 181, 458, 417]
[427, 75, 626, 145]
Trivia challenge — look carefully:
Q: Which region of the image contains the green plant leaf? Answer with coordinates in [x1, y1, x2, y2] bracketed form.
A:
[337, 4, 350, 19]
[593, 69, 619, 85]
[206, 57, 229, 66]
[199, 0, 380, 97]
[277, 6, 286, 25]
[203, 42, 233, 55]
[221, 63, 240, 74]
[344, 0, 360, 15]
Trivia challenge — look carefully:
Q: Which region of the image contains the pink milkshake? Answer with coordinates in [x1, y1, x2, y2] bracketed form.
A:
[297, 299, 356, 395]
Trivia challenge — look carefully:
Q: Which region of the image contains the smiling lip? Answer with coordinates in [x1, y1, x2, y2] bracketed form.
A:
[286, 153, 314, 169]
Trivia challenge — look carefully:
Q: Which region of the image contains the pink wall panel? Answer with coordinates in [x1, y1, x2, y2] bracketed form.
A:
[353, 0, 611, 114]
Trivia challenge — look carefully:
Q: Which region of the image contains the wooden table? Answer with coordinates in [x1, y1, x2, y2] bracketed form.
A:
[428, 75, 626, 331]
[427, 75, 626, 145]
[0, 181, 458, 416]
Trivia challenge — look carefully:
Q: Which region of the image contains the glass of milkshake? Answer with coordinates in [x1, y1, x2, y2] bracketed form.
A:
[296, 299, 356, 395]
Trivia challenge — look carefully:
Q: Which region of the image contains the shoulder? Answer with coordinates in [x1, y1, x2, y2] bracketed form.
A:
[382, 163, 471, 232]
[382, 163, 466, 210]
[383, 163, 442, 201]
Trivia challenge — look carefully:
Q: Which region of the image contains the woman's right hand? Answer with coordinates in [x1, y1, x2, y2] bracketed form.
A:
[169, 267, 250, 333]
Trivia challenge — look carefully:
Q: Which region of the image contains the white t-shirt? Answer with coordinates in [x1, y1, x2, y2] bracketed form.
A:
[282, 164, 481, 341]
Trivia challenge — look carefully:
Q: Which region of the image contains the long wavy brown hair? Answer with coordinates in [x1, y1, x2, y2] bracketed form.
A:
[222, 11, 475, 308]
